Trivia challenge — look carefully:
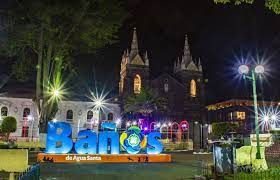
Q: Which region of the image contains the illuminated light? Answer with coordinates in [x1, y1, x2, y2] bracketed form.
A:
[156, 123, 161, 128]
[168, 122, 172, 127]
[263, 115, 269, 122]
[95, 120, 99, 124]
[144, 127, 148, 131]
[162, 123, 167, 127]
[238, 64, 249, 75]
[48, 81, 67, 103]
[194, 121, 198, 125]
[255, 65, 265, 74]
[204, 124, 209, 127]
[133, 121, 137, 125]
[27, 115, 33, 121]
[94, 99, 104, 109]
[52, 118, 57, 123]
[53, 89, 60, 97]
[115, 118, 121, 125]
[271, 115, 277, 121]
[126, 122, 131, 127]
[181, 124, 187, 128]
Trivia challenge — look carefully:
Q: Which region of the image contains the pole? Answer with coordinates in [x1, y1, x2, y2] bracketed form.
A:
[200, 124, 203, 149]
[251, 70, 261, 159]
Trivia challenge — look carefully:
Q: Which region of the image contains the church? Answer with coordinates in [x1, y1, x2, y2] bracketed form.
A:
[0, 28, 207, 149]
[119, 28, 207, 148]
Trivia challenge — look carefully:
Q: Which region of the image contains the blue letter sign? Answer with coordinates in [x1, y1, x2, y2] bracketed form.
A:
[45, 121, 163, 155]
[45, 122, 73, 154]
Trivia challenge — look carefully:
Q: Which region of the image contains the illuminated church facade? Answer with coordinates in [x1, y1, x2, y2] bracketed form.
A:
[119, 28, 206, 148]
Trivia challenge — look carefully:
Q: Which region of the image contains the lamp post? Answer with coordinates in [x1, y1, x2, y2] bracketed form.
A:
[93, 98, 104, 131]
[238, 64, 264, 159]
[195, 121, 204, 149]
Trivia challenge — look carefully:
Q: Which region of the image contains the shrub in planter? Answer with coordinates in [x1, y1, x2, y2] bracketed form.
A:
[1, 116, 17, 141]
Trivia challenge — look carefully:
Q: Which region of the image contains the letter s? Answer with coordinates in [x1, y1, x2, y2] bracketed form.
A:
[147, 132, 163, 154]
[45, 122, 73, 154]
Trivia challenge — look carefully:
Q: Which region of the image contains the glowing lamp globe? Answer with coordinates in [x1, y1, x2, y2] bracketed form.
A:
[94, 99, 103, 107]
[255, 65, 265, 74]
[271, 114, 277, 121]
[263, 115, 269, 122]
[53, 89, 60, 97]
[238, 65, 249, 75]
[156, 123, 161, 128]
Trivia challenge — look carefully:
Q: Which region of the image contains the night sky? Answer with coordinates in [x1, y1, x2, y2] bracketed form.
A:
[1, 0, 280, 104]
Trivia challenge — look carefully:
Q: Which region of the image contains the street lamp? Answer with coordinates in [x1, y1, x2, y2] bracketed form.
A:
[238, 64, 265, 159]
[93, 98, 105, 131]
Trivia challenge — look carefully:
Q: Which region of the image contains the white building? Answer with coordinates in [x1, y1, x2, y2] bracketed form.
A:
[0, 96, 121, 141]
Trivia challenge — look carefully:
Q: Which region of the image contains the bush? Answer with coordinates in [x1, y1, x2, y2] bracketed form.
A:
[211, 122, 239, 140]
[1, 116, 17, 141]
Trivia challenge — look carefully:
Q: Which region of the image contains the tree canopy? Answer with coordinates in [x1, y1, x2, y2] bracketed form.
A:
[214, 0, 280, 14]
[1, 116, 17, 141]
[1, 0, 127, 133]
[124, 88, 167, 115]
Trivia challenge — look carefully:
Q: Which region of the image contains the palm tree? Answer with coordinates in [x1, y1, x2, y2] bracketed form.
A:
[124, 88, 166, 115]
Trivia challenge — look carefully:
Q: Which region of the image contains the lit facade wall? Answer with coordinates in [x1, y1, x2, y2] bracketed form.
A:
[0, 97, 121, 140]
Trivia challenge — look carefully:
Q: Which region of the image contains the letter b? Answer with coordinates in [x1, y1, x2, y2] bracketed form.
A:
[45, 122, 73, 154]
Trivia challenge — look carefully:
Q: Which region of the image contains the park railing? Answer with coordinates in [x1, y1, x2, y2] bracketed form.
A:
[18, 163, 40, 180]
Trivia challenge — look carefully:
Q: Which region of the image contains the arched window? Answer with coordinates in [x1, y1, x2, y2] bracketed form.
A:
[190, 79, 197, 97]
[87, 111, 93, 121]
[164, 79, 169, 93]
[134, 74, 141, 94]
[23, 108, 30, 118]
[66, 110, 73, 122]
[107, 113, 113, 121]
[1, 106, 8, 117]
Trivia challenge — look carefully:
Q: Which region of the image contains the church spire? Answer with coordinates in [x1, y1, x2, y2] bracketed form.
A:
[144, 51, 149, 66]
[198, 58, 203, 72]
[181, 34, 192, 66]
[129, 27, 139, 60]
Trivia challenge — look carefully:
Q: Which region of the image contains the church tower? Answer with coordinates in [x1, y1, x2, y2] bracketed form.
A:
[174, 34, 206, 149]
[119, 28, 150, 99]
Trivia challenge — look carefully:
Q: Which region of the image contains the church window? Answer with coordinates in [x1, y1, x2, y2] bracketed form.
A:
[190, 79, 197, 97]
[23, 108, 30, 117]
[235, 111, 246, 120]
[87, 111, 93, 122]
[107, 113, 113, 121]
[1, 106, 8, 117]
[134, 74, 141, 94]
[66, 110, 73, 122]
[164, 79, 169, 93]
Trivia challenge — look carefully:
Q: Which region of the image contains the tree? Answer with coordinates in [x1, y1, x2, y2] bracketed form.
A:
[2, 0, 127, 133]
[211, 122, 239, 140]
[124, 88, 167, 115]
[214, 0, 280, 14]
[1, 116, 17, 141]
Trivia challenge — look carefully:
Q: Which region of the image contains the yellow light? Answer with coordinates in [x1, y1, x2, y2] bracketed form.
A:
[53, 89, 60, 97]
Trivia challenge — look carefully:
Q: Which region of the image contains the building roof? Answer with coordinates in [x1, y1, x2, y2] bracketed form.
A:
[206, 99, 280, 111]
